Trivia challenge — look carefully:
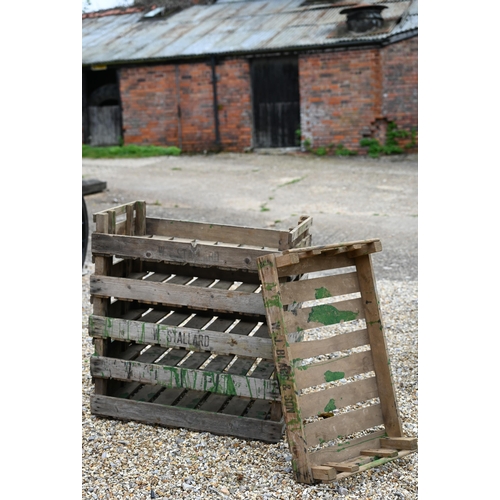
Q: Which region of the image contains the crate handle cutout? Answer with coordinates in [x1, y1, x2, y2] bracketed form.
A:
[257, 240, 417, 484]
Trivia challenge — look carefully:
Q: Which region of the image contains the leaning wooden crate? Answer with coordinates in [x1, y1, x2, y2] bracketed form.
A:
[88, 200, 312, 443]
[257, 240, 417, 482]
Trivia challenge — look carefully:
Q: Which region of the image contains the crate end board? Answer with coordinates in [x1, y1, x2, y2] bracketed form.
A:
[257, 241, 416, 484]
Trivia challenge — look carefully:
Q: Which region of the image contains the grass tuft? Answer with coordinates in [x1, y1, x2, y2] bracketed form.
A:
[82, 144, 181, 158]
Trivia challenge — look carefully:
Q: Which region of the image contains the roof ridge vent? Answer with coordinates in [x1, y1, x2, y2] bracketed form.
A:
[340, 3, 388, 33]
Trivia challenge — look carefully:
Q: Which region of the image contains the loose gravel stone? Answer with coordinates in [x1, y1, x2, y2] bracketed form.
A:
[82, 263, 417, 499]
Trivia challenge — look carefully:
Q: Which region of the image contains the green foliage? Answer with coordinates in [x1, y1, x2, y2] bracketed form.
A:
[295, 129, 302, 146]
[314, 146, 327, 156]
[359, 121, 415, 158]
[335, 144, 357, 156]
[82, 144, 181, 158]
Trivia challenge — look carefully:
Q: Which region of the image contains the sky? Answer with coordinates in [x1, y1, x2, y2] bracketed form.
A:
[82, 0, 134, 12]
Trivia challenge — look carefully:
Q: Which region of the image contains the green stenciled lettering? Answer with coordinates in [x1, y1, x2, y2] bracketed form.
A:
[324, 371, 345, 382]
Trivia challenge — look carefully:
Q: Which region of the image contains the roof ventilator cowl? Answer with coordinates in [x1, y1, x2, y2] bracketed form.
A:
[340, 4, 388, 34]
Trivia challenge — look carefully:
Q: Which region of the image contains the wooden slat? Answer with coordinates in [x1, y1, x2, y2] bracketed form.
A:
[276, 253, 355, 279]
[92, 233, 275, 271]
[279, 271, 359, 305]
[135, 260, 263, 284]
[288, 328, 370, 361]
[360, 448, 398, 458]
[294, 350, 375, 391]
[287, 216, 313, 249]
[304, 404, 384, 448]
[129, 384, 164, 402]
[355, 254, 403, 437]
[298, 377, 379, 419]
[90, 395, 284, 443]
[334, 450, 414, 480]
[145, 217, 288, 249]
[219, 396, 252, 416]
[322, 461, 359, 473]
[283, 298, 365, 333]
[90, 275, 266, 316]
[91, 357, 280, 400]
[93, 201, 140, 220]
[93, 212, 112, 396]
[256, 253, 314, 484]
[90, 316, 273, 359]
[311, 465, 336, 482]
[309, 430, 386, 466]
[380, 437, 417, 450]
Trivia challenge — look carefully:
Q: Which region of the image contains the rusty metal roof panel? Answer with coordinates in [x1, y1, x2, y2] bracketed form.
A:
[82, 0, 417, 66]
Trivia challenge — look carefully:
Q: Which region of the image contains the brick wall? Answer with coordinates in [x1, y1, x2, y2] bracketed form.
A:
[117, 35, 417, 153]
[119, 58, 253, 152]
[299, 47, 382, 151]
[299, 36, 417, 152]
[119, 64, 179, 146]
[381, 36, 418, 132]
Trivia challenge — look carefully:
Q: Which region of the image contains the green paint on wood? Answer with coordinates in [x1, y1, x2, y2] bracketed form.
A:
[308, 304, 358, 325]
[265, 295, 282, 309]
[324, 399, 337, 412]
[324, 371, 345, 382]
[314, 287, 332, 299]
[258, 259, 273, 269]
[264, 282, 277, 291]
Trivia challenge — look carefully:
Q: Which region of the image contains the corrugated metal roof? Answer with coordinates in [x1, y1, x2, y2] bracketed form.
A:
[82, 0, 418, 66]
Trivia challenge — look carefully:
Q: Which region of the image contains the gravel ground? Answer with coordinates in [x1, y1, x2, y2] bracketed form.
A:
[82, 261, 418, 500]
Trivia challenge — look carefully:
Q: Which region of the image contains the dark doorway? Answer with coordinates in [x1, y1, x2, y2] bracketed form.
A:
[250, 56, 300, 148]
[83, 68, 122, 146]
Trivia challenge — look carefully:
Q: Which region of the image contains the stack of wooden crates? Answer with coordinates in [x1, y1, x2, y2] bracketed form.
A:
[89, 201, 312, 443]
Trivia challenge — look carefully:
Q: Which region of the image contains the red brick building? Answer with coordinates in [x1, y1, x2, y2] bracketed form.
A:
[82, 0, 417, 153]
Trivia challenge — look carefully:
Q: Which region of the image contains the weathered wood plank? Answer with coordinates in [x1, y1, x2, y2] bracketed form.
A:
[380, 437, 417, 450]
[288, 328, 370, 361]
[283, 298, 365, 333]
[355, 254, 402, 437]
[311, 465, 336, 482]
[91, 356, 281, 400]
[257, 253, 314, 484]
[334, 450, 414, 480]
[275, 253, 355, 278]
[308, 430, 387, 466]
[90, 316, 273, 359]
[90, 275, 266, 316]
[294, 350, 375, 391]
[90, 395, 284, 442]
[298, 377, 379, 419]
[279, 272, 360, 305]
[360, 448, 398, 458]
[134, 260, 263, 284]
[92, 233, 275, 270]
[304, 404, 384, 448]
[145, 217, 289, 249]
[287, 216, 313, 249]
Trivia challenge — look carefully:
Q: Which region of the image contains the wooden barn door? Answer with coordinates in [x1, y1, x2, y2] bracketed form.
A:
[251, 57, 300, 148]
[89, 106, 121, 146]
[88, 83, 122, 146]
